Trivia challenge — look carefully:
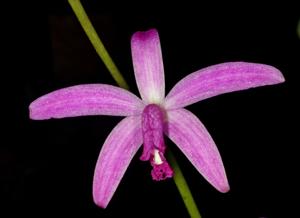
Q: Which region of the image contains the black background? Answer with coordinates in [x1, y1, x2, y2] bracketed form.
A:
[2, 1, 299, 217]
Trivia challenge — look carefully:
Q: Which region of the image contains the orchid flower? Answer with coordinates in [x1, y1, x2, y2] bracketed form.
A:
[29, 29, 285, 208]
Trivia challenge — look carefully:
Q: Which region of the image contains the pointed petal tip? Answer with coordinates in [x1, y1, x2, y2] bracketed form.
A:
[217, 184, 230, 193]
[92, 178, 110, 209]
[93, 195, 108, 209]
[223, 62, 285, 82]
[213, 174, 230, 193]
[29, 101, 64, 120]
[208, 173, 230, 193]
[262, 63, 285, 84]
[29, 103, 47, 120]
[29, 105, 36, 120]
[275, 69, 285, 83]
[131, 28, 158, 43]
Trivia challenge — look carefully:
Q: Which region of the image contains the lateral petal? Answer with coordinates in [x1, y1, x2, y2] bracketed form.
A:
[165, 109, 229, 192]
[165, 62, 284, 109]
[93, 115, 143, 208]
[29, 84, 144, 119]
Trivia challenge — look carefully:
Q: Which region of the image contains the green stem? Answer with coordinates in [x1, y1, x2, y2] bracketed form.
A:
[68, 1, 201, 217]
[67, 0, 129, 89]
[167, 150, 202, 218]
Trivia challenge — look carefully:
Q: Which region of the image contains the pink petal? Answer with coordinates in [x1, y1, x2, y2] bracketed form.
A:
[164, 109, 229, 193]
[29, 84, 144, 120]
[164, 62, 285, 109]
[131, 29, 165, 104]
[93, 115, 143, 208]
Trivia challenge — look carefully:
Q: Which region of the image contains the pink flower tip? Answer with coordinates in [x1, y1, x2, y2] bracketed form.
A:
[269, 65, 285, 83]
[93, 197, 108, 209]
[218, 184, 230, 193]
[131, 28, 159, 45]
[29, 104, 44, 120]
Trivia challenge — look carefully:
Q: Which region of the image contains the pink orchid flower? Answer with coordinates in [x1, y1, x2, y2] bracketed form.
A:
[29, 29, 285, 208]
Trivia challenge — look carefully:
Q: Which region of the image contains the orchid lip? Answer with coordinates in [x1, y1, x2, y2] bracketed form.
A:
[141, 104, 173, 180]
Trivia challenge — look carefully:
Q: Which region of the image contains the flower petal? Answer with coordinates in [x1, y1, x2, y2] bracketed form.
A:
[164, 109, 229, 193]
[29, 84, 144, 120]
[93, 115, 143, 208]
[164, 62, 285, 109]
[131, 29, 165, 104]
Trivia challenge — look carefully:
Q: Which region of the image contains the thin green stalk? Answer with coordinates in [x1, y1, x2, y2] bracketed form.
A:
[167, 150, 202, 218]
[68, 1, 201, 217]
[67, 0, 129, 89]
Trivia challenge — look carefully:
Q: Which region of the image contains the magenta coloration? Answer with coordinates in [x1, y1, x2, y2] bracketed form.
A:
[141, 104, 166, 161]
[151, 161, 173, 181]
[141, 104, 173, 180]
[29, 28, 285, 208]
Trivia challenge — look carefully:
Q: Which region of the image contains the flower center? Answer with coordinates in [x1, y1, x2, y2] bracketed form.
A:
[141, 104, 173, 181]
